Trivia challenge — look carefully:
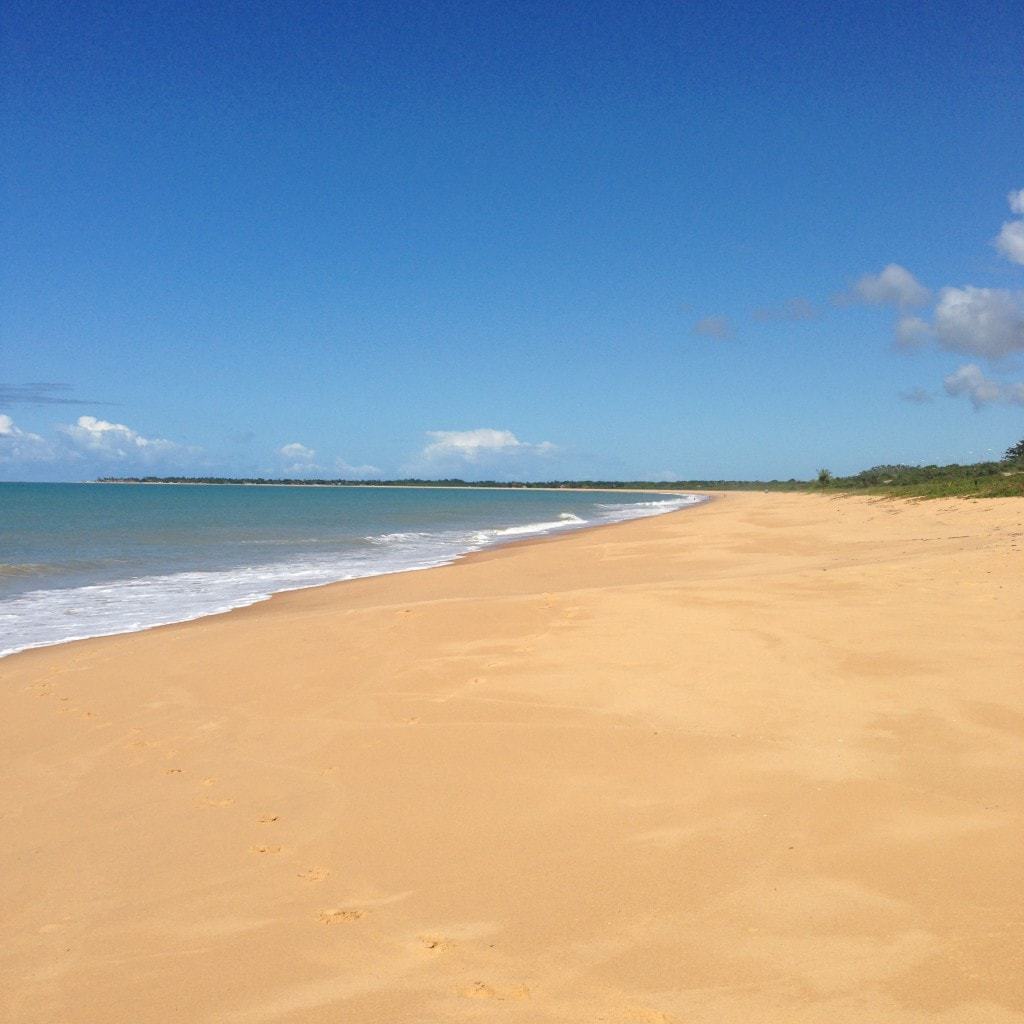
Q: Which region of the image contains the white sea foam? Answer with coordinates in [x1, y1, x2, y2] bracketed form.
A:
[594, 497, 698, 517]
[0, 493, 705, 658]
[471, 513, 585, 543]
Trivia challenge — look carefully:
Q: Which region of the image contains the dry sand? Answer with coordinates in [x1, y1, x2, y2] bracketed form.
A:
[2, 492, 1023, 1023]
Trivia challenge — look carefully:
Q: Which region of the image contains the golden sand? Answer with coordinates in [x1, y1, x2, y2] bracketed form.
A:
[2, 492, 1023, 1023]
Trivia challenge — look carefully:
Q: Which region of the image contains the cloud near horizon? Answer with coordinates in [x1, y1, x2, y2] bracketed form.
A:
[62, 416, 179, 458]
[276, 444, 381, 478]
[943, 364, 1024, 410]
[0, 413, 53, 462]
[334, 457, 382, 478]
[278, 441, 317, 473]
[278, 441, 315, 459]
[3, 417, 555, 479]
[1, 412, 186, 467]
[419, 428, 556, 465]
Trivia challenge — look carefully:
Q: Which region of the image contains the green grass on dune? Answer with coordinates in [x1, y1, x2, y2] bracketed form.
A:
[819, 457, 1024, 499]
[834, 475, 1024, 499]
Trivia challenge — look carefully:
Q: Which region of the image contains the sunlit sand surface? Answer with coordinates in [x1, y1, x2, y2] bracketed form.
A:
[3, 492, 1023, 1023]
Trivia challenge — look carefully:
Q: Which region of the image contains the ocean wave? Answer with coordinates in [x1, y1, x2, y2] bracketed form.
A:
[594, 495, 703, 519]
[365, 531, 434, 545]
[470, 513, 586, 543]
[0, 493, 705, 658]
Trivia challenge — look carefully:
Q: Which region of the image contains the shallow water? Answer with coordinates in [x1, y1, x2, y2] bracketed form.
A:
[0, 483, 704, 657]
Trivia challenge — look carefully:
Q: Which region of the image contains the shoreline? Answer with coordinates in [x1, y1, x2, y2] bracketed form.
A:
[0, 490, 711, 663]
[3, 491, 1023, 1023]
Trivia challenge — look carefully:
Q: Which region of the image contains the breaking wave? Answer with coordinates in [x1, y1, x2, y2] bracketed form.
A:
[0, 492, 705, 658]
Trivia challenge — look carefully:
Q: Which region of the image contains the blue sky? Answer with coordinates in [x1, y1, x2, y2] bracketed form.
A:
[2, 0, 1023, 482]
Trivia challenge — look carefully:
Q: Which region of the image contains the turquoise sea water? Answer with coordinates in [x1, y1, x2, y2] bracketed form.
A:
[0, 483, 703, 657]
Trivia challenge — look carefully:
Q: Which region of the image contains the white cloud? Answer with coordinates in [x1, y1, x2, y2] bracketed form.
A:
[334, 457, 382, 478]
[692, 315, 732, 340]
[993, 189, 1024, 265]
[994, 219, 1024, 266]
[420, 428, 556, 464]
[62, 415, 177, 457]
[933, 286, 1024, 358]
[0, 413, 54, 462]
[278, 441, 315, 462]
[278, 441, 317, 473]
[1, 413, 25, 436]
[894, 315, 933, 349]
[944, 364, 1024, 409]
[849, 264, 930, 308]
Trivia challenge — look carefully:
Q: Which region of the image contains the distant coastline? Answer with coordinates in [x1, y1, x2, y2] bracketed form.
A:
[92, 454, 1024, 498]
[93, 475, 800, 491]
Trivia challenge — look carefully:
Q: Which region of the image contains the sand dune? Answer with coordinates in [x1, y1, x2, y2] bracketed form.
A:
[2, 492, 1023, 1023]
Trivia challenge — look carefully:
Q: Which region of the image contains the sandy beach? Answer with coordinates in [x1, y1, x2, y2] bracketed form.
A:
[2, 491, 1023, 1024]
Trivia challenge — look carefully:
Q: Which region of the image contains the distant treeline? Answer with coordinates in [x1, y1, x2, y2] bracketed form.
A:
[94, 439, 1024, 499]
[95, 476, 807, 490]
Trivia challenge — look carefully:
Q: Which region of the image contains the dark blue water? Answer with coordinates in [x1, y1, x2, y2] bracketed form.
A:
[0, 483, 703, 656]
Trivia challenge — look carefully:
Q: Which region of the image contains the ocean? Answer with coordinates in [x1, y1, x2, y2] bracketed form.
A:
[0, 482, 703, 657]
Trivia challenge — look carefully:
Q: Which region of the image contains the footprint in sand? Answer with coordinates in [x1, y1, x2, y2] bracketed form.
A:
[418, 935, 453, 953]
[256, 814, 279, 824]
[165, 768, 183, 774]
[202, 797, 234, 808]
[460, 981, 530, 1001]
[249, 845, 282, 855]
[297, 867, 330, 882]
[318, 908, 366, 924]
